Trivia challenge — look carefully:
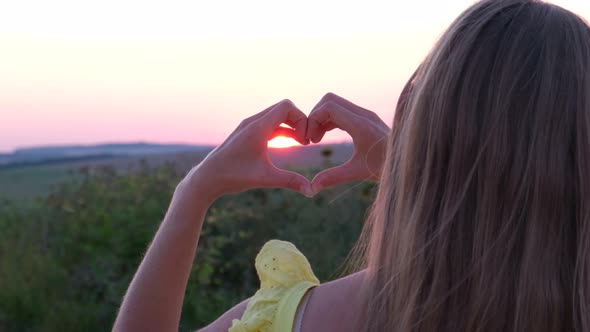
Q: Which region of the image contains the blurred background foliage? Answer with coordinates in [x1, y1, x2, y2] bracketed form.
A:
[0, 160, 375, 331]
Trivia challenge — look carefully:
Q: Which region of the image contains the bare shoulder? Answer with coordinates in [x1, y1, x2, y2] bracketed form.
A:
[197, 270, 366, 332]
[196, 298, 249, 332]
[301, 270, 366, 332]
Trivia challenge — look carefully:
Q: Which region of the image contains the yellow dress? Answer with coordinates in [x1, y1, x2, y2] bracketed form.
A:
[228, 240, 320, 332]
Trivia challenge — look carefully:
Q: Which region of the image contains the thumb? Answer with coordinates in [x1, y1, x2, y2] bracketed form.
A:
[265, 166, 313, 197]
[310, 161, 363, 194]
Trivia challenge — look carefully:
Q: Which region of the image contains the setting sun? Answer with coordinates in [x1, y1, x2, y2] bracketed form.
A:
[268, 136, 300, 149]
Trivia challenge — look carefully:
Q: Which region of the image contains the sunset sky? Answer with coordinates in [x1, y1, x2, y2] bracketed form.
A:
[1, 0, 588, 152]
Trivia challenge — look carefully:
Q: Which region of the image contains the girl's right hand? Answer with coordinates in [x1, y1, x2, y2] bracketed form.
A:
[307, 93, 390, 194]
[185, 99, 313, 203]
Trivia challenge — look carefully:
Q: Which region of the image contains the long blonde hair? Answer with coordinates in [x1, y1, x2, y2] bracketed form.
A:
[356, 0, 590, 330]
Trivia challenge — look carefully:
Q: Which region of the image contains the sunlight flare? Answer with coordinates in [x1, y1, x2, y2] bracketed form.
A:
[268, 136, 300, 149]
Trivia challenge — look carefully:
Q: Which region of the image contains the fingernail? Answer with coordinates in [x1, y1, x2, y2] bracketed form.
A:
[300, 184, 314, 197]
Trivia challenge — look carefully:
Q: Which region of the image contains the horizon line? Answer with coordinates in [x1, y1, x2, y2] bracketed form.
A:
[0, 139, 353, 154]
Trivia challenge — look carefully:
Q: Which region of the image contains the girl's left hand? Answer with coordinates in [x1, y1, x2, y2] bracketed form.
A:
[186, 99, 314, 202]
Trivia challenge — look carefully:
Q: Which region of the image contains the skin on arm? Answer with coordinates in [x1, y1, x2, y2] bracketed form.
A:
[112, 93, 389, 332]
[110, 174, 213, 332]
[112, 100, 312, 332]
[196, 298, 250, 332]
[300, 271, 367, 332]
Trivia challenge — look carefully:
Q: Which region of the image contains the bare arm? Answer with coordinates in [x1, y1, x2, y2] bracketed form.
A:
[195, 298, 250, 332]
[112, 100, 312, 332]
[112, 94, 389, 331]
[111, 170, 213, 332]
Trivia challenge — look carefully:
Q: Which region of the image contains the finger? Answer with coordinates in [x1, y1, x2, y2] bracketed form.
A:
[312, 92, 380, 121]
[310, 160, 365, 193]
[258, 100, 308, 144]
[237, 101, 282, 129]
[323, 123, 337, 132]
[269, 126, 307, 145]
[307, 101, 359, 143]
[307, 121, 337, 143]
[263, 166, 313, 197]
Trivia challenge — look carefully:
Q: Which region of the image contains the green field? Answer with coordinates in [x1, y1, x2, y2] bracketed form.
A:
[0, 165, 74, 201]
[0, 152, 199, 202]
[0, 144, 352, 203]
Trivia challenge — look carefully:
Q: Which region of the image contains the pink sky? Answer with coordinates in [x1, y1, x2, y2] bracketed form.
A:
[1, 0, 588, 153]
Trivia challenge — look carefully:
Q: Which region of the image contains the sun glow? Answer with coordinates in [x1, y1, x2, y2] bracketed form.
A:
[1, 1, 587, 152]
[268, 136, 300, 149]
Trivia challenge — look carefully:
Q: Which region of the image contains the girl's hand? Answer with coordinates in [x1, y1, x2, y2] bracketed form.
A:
[187, 99, 314, 202]
[307, 93, 390, 193]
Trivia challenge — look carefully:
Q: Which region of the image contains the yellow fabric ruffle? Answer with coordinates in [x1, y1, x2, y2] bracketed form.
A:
[229, 240, 320, 332]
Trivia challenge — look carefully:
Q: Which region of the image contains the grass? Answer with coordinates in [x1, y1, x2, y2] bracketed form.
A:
[0, 165, 75, 202]
[0, 145, 350, 203]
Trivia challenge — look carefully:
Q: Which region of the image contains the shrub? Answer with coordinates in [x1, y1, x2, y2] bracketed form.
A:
[0, 163, 374, 331]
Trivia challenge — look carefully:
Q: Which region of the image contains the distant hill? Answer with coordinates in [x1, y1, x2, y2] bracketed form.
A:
[0, 143, 213, 168]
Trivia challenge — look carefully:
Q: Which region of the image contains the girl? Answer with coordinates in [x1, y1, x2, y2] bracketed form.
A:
[113, 0, 590, 330]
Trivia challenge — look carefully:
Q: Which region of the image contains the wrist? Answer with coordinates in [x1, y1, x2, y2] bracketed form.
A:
[176, 164, 224, 206]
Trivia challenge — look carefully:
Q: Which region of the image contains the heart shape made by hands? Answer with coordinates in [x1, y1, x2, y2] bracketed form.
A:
[263, 94, 389, 195]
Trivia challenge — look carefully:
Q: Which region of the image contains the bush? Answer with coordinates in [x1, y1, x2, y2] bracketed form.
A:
[0, 163, 374, 331]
